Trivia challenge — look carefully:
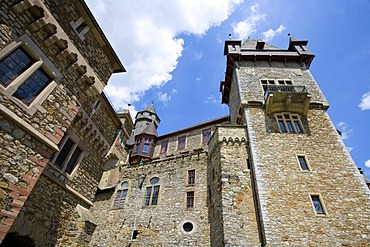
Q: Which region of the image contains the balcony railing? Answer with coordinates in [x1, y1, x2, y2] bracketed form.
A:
[264, 85, 308, 99]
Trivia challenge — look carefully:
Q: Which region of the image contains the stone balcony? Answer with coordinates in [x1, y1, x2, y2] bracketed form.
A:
[264, 85, 311, 115]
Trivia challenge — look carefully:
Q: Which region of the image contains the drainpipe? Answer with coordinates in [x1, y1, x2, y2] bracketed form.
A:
[130, 174, 146, 244]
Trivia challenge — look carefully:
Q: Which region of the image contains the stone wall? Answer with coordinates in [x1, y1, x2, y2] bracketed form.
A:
[91, 152, 210, 246]
[208, 126, 260, 246]
[0, 1, 122, 245]
[245, 107, 370, 245]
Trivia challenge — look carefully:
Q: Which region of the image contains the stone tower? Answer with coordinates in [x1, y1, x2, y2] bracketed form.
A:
[126, 104, 160, 163]
[217, 37, 370, 245]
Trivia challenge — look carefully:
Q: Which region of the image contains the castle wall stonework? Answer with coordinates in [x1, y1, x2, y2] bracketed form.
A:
[92, 152, 210, 246]
[245, 107, 370, 246]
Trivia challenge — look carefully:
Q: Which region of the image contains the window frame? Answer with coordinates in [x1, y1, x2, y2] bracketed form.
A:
[275, 113, 304, 134]
[260, 79, 293, 92]
[186, 191, 195, 209]
[143, 177, 160, 206]
[160, 140, 168, 154]
[202, 128, 211, 144]
[309, 194, 327, 216]
[70, 17, 90, 41]
[0, 35, 62, 115]
[49, 129, 86, 178]
[187, 169, 196, 186]
[112, 181, 129, 209]
[297, 155, 310, 171]
[178, 135, 186, 150]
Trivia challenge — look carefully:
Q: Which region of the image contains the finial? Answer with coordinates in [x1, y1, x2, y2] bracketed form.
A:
[228, 33, 232, 40]
[287, 33, 291, 37]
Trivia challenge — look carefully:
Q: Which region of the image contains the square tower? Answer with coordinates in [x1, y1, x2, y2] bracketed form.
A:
[219, 37, 370, 245]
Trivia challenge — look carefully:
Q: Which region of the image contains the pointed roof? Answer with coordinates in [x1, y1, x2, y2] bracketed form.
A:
[144, 103, 157, 114]
[241, 37, 280, 50]
[141, 121, 158, 137]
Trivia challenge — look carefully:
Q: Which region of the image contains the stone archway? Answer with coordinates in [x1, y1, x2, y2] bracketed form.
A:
[0, 233, 35, 247]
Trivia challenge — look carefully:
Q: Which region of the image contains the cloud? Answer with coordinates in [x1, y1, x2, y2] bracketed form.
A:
[205, 95, 220, 104]
[347, 146, 354, 152]
[231, 3, 266, 40]
[336, 121, 353, 140]
[171, 89, 178, 94]
[196, 77, 202, 82]
[365, 159, 370, 168]
[359, 92, 370, 110]
[85, 0, 244, 110]
[156, 92, 171, 105]
[262, 25, 286, 42]
[195, 52, 203, 60]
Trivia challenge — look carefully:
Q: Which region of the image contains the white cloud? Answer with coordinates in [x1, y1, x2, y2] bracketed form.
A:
[156, 92, 171, 105]
[359, 92, 370, 110]
[231, 3, 266, 40]
[86, 0, 244, 109]
[336, 121, 353, 140]
[262, 25, 286, 42]
[205, 95, 220, 104]
[365, 159, 370, 168]
[195, 52, 203, 60]
[171, 89, 178, 94]
[347, 146, 354, 152]
[196, 77, 202, 82]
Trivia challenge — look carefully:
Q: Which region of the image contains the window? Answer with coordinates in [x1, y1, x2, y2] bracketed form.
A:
[261, 79, 292, 91]
[142, 138, 151, 153]
[53, 139, 84, 175]
[178, 136, 186, 150]
[113, 189, 128, 208]
[186, 191, 195, 208]
[275, 113, 303, 133]
[202, 128, 211, 144]
[113, 182, 128, 209]
[0, 37, 61, 115]
[92, 100, 101, 115]
[297, 155, 309, 170]
[310, 195, 326, 215]
[70, 17, 90, 41]
[160, 140, 168, 154]
[50, 130, 85, 176]
[187, 169, 195, 185]
[182, 222, 194, 233]
[144, 177, 160, 206]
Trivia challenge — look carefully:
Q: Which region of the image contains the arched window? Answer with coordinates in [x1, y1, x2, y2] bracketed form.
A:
[113, 181, 128, 209]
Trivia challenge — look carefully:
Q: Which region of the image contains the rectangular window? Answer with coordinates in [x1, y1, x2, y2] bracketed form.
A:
[0, 47, 34, 87]
[275, 113, 303, 133]
[188, 169, 195, 185]
[144, 185, 160, 206]
[113, 189, 128, 209]
[260, 79, 293, 92]
[51, 133, 85, 176]
[178, 136, 186, 150]
[298, 155, 309, 170]
[186, 191, 194, 208]
[311, 195, 325, 215]
[0, 38, 60, 115]
[0, 47, 52, 105]
[160, 140, 168, 153]
[202, 128, 211, 144]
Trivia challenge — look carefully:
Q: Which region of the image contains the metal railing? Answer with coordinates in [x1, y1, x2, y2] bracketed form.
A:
[264, 85, 307, 98]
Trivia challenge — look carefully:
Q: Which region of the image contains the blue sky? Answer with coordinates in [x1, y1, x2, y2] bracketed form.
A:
[86, 0, 370, 178]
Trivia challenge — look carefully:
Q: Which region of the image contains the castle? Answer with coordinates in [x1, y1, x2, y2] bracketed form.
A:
[0, 1, 369, 246]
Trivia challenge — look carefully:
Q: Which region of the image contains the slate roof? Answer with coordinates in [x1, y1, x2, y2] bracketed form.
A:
[241, 37, 280, 50]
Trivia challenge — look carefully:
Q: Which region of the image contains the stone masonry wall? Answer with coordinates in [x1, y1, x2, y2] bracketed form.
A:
[246, 107, 370, 246]
[208, 126, 260, 246]
[236, 61, 329, 107]
[91, 152, 210, 246]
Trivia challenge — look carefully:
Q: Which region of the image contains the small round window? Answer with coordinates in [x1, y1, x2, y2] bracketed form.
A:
[182, 222, 194, 233]
[121, 181, 128, 189]
[150, 177, 159, 185]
